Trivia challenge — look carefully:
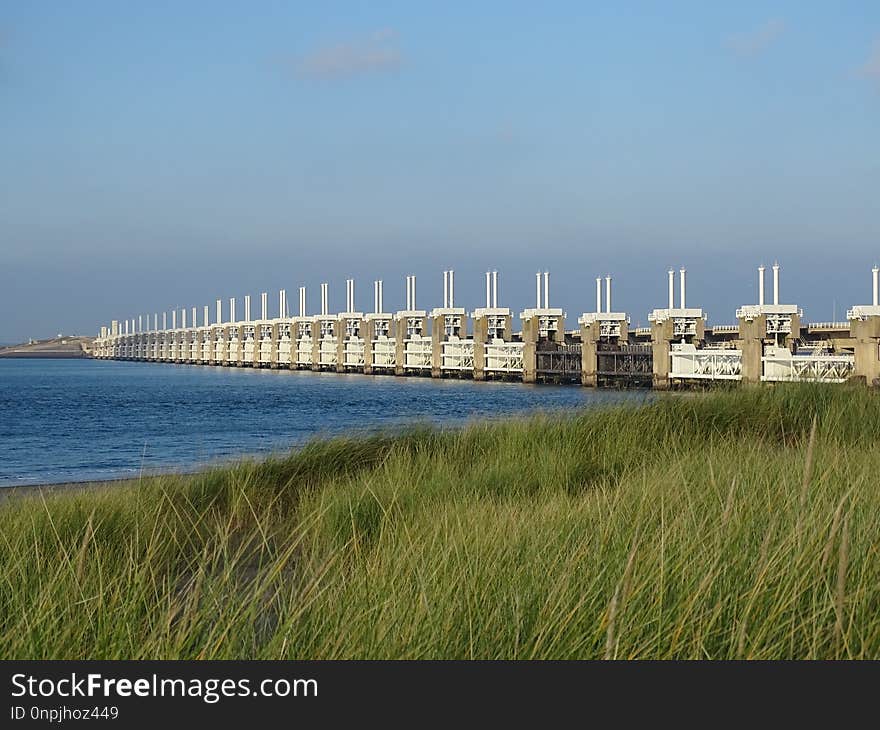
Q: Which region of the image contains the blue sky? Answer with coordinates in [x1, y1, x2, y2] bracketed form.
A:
[1, 2, 878, 341]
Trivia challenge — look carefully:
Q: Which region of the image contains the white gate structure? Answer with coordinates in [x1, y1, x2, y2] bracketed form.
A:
[277, 323, 292, 365]
[242, 325, 256, 363]
[228, 329, 241, 364]
[670, 343, 742, 381]
[295, 322, 312, 367]
[761, 346, 854, 383]
[341, 311, 365, 369]
[318, 338, 337, 366]
[485, 341, 524, 373]
[173, 333, 184, 361]
[213, 329, 226, 363]
[343, 339, 365, 368]
[404, 336, 432, 370]
[372, 337, 395, 369]
[316, 316, 335, 367]
[441, 338, 475, 371]
[188, 331, 199, 362]
[198, 330, 210, 362]
[259, 324, 273, 365]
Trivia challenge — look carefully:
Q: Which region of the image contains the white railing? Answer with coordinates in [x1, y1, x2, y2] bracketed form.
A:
[371, 338, 396, 368]
[484, 341, 524, 372]
[670, 344, 742, 381]
[404, 336, 432, 369]
[441, 339, 475, 371]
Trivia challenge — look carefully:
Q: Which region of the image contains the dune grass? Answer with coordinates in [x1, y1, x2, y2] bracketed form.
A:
[1, 385, 878, 659]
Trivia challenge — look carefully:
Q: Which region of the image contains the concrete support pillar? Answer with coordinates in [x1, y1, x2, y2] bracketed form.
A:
[251, 325, 260, 368]
[650, 320, 673, 391]
[580, 322, 599, 387]
[851, 317, 880, 386]
[431, 314, 444, 379]
[311, 321, 323, 372]
[738, 315, 766, 385]
[472, 315, 489, 381]
[650, 317, 705, 390]
[520, 313, 566, 383]
[520, 316, 539, 384]
[363, 318, 380, 375]
[394, 320, 407, 376]
[230, 325, 239, 367]
[270, 322, 280, 369]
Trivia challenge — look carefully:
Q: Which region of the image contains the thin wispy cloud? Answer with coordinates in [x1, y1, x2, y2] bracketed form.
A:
[295, 29, 402, 81]
[726, 19, 786, 58]
[855, 37, 880, 87]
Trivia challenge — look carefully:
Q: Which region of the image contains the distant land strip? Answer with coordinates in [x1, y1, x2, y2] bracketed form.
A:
[0, 337, 94, 359]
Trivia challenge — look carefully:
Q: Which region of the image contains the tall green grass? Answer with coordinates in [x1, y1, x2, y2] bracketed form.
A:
[1, 385, 878, 659]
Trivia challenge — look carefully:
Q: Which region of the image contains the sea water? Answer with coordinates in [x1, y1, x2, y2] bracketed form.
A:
[0, 359, 648, 487]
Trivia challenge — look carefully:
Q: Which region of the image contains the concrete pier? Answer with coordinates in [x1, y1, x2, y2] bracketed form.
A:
[394, 310, 428, 375]
[848, 268, 880, 386]
[649, 269, 705, 390]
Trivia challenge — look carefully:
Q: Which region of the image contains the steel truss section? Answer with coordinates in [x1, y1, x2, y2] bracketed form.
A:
[343, 339, 366, 367]
[404, 337, 432, 369]
[670, 347, 743, 380]
[371, 338, 396, 368]
[536, 343, 581, 376]
[596, 345, 653, 378]
[295, 337, 313, 366]
[318, 337, 337, 366]
[441, 339, 475, 371]
[484, 341, 524, 372]
[762, 354, 855, 383]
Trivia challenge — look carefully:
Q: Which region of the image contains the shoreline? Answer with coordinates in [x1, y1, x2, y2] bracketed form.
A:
[0, 476, 142, 502]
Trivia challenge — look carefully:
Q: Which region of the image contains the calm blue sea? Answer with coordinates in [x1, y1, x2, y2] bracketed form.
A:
[0, 359, 649, 487]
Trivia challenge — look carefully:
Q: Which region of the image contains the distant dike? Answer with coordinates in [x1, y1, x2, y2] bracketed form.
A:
[0, 336, 94, 359]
